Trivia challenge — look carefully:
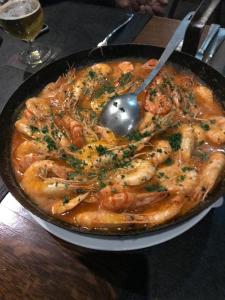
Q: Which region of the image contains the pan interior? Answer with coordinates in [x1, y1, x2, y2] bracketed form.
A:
[1, 44, 225, 237]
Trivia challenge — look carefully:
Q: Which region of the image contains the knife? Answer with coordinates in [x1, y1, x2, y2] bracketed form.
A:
[195, 23, 220, 61]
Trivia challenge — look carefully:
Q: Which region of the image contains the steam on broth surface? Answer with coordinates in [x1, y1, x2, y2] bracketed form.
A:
[11, 58, 225, 232]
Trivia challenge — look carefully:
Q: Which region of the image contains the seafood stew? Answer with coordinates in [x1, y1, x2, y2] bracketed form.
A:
[11, 58, 225, 232]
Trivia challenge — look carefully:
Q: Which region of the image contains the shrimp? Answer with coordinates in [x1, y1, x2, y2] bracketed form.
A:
[114, 159, 156, 186]
[113, 61, 134, 80]
[193, 117, 225, 145]
[142, 59, 158, 70]
[143, 90, 172, 115]
[26, 97, 51, 119]
[104, 140, 171, 189]
[92, 136, 151, 169]
[205, 117, 225, 145]
[14, 140, 50, 173]
[192, 125, 205, 143]
[100, 185, 169, 212]
[90, 63, 112, 76]
[138, 111, 154, 131]
[95, 125, 117, 144]
[21, 160, 91, 205]
[61, 115, 85, 148]
[179, 125, 196, 161]
[157, 163, 198, 195]
[147, 140, 172, 166]
[193, 85, 214, 106]
[193, 152, 225, 202]
[74, 195, 183, 229]
[51, 192, 90, 215]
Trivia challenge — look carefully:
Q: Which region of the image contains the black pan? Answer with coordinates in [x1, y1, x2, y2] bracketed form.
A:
[0, 43, 225, 236]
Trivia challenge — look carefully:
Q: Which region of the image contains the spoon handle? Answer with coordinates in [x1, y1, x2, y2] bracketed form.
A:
[134, 11, 194, 96]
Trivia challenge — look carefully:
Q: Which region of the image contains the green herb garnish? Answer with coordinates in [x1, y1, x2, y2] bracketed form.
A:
[200, 123, 210, 131]
[30, 125, 39, 134]
[63, 196, 70, 205]
[69, 144, 79, 152]
[96, 144, 108, 156]
[145, 184, 167, 192]
[164, 157, 173, 165]
[44, 135, 57, 151]
[182, 166, 194, 172]
[168, 133, 182, 151]
[119, 72, 132, 86]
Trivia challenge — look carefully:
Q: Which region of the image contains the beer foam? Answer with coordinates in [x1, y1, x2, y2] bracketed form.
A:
[0, 0, 40, 20]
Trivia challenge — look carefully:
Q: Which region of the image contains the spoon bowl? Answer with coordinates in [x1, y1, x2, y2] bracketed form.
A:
[100, 12, 194, 136]
[100, 93, 139, 136]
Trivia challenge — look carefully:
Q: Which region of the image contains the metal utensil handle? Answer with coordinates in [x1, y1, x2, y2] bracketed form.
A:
[203, 28, 225, 63]
[134, 12, 193, 96]
[105, 13, 134, 43]
[198, 24, 220, 55]
[97, 13, 134, 47]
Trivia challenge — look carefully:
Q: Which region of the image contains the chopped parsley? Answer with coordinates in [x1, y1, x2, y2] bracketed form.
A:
[128, 130, 150, 141]
[164, 157, 173, 166]
[145, 184, 167, 192]
[41, 126, 49, 134]
[94, 83, 115, 98]
[188, 93, 195, 103]
[61, 154, 86, 170]
[99, 181, 107, 189]
[149, 88, 157, 97]
[122, 145, 136, 159]
[75, 188, 86, 194]
[157, 172, 165, 178]
[30, 125, 39, 134]
[67, 172, 77, 180]
[88, 70, 97, 79]
[96, 144, 108, 156]
[63, 196, 70, 205]
[182, 166, 194, 172]
[176, 175, 186, 183]
[119, 72, 132, 86]
[69, 144, 79, 152]
[43, 135, 57, 151]
[168, 133, 182, 151]
[200, 123, 210, 131]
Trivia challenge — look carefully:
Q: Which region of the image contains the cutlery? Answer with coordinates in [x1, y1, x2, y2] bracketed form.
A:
[96, 13, 134, 48]
[203, 27, 225, 63]
[100, 12, 194, 136]
[195, 23, 220, 60]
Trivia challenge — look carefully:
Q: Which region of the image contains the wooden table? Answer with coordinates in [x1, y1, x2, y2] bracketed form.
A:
[1, 15, 225, 300]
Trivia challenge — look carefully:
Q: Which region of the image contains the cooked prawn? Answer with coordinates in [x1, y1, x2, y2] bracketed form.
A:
[179, 125, 196, 161]
[100, 185, 168, 212]
[147, 140, 172, 166]
[114, 159, 156, 186]
[193, 152, 225, 201]
[75, 195, 183, 229]
[157, 163, 198, 194]
[21, 160, 91, 205]
[61, 115, 85, 148]
[14, 140, 50, 173]
[143, 90, 172, 115]
[52, 192, 90, 215]
[26, 97, 51, 119]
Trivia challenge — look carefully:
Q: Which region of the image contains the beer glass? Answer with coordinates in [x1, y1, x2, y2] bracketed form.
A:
[0, 0, 51, 65]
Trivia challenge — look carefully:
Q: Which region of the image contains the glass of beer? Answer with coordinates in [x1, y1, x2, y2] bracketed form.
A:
[0, 0, 51, 65]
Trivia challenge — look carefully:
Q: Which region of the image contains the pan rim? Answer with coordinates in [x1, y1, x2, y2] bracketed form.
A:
[1, 43, 225, 237]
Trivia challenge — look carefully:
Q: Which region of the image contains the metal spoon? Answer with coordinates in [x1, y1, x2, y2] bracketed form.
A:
[100, 12, 194, 136]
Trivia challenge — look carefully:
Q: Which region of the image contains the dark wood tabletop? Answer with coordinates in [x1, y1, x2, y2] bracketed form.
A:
[1, 12, 225, 300]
